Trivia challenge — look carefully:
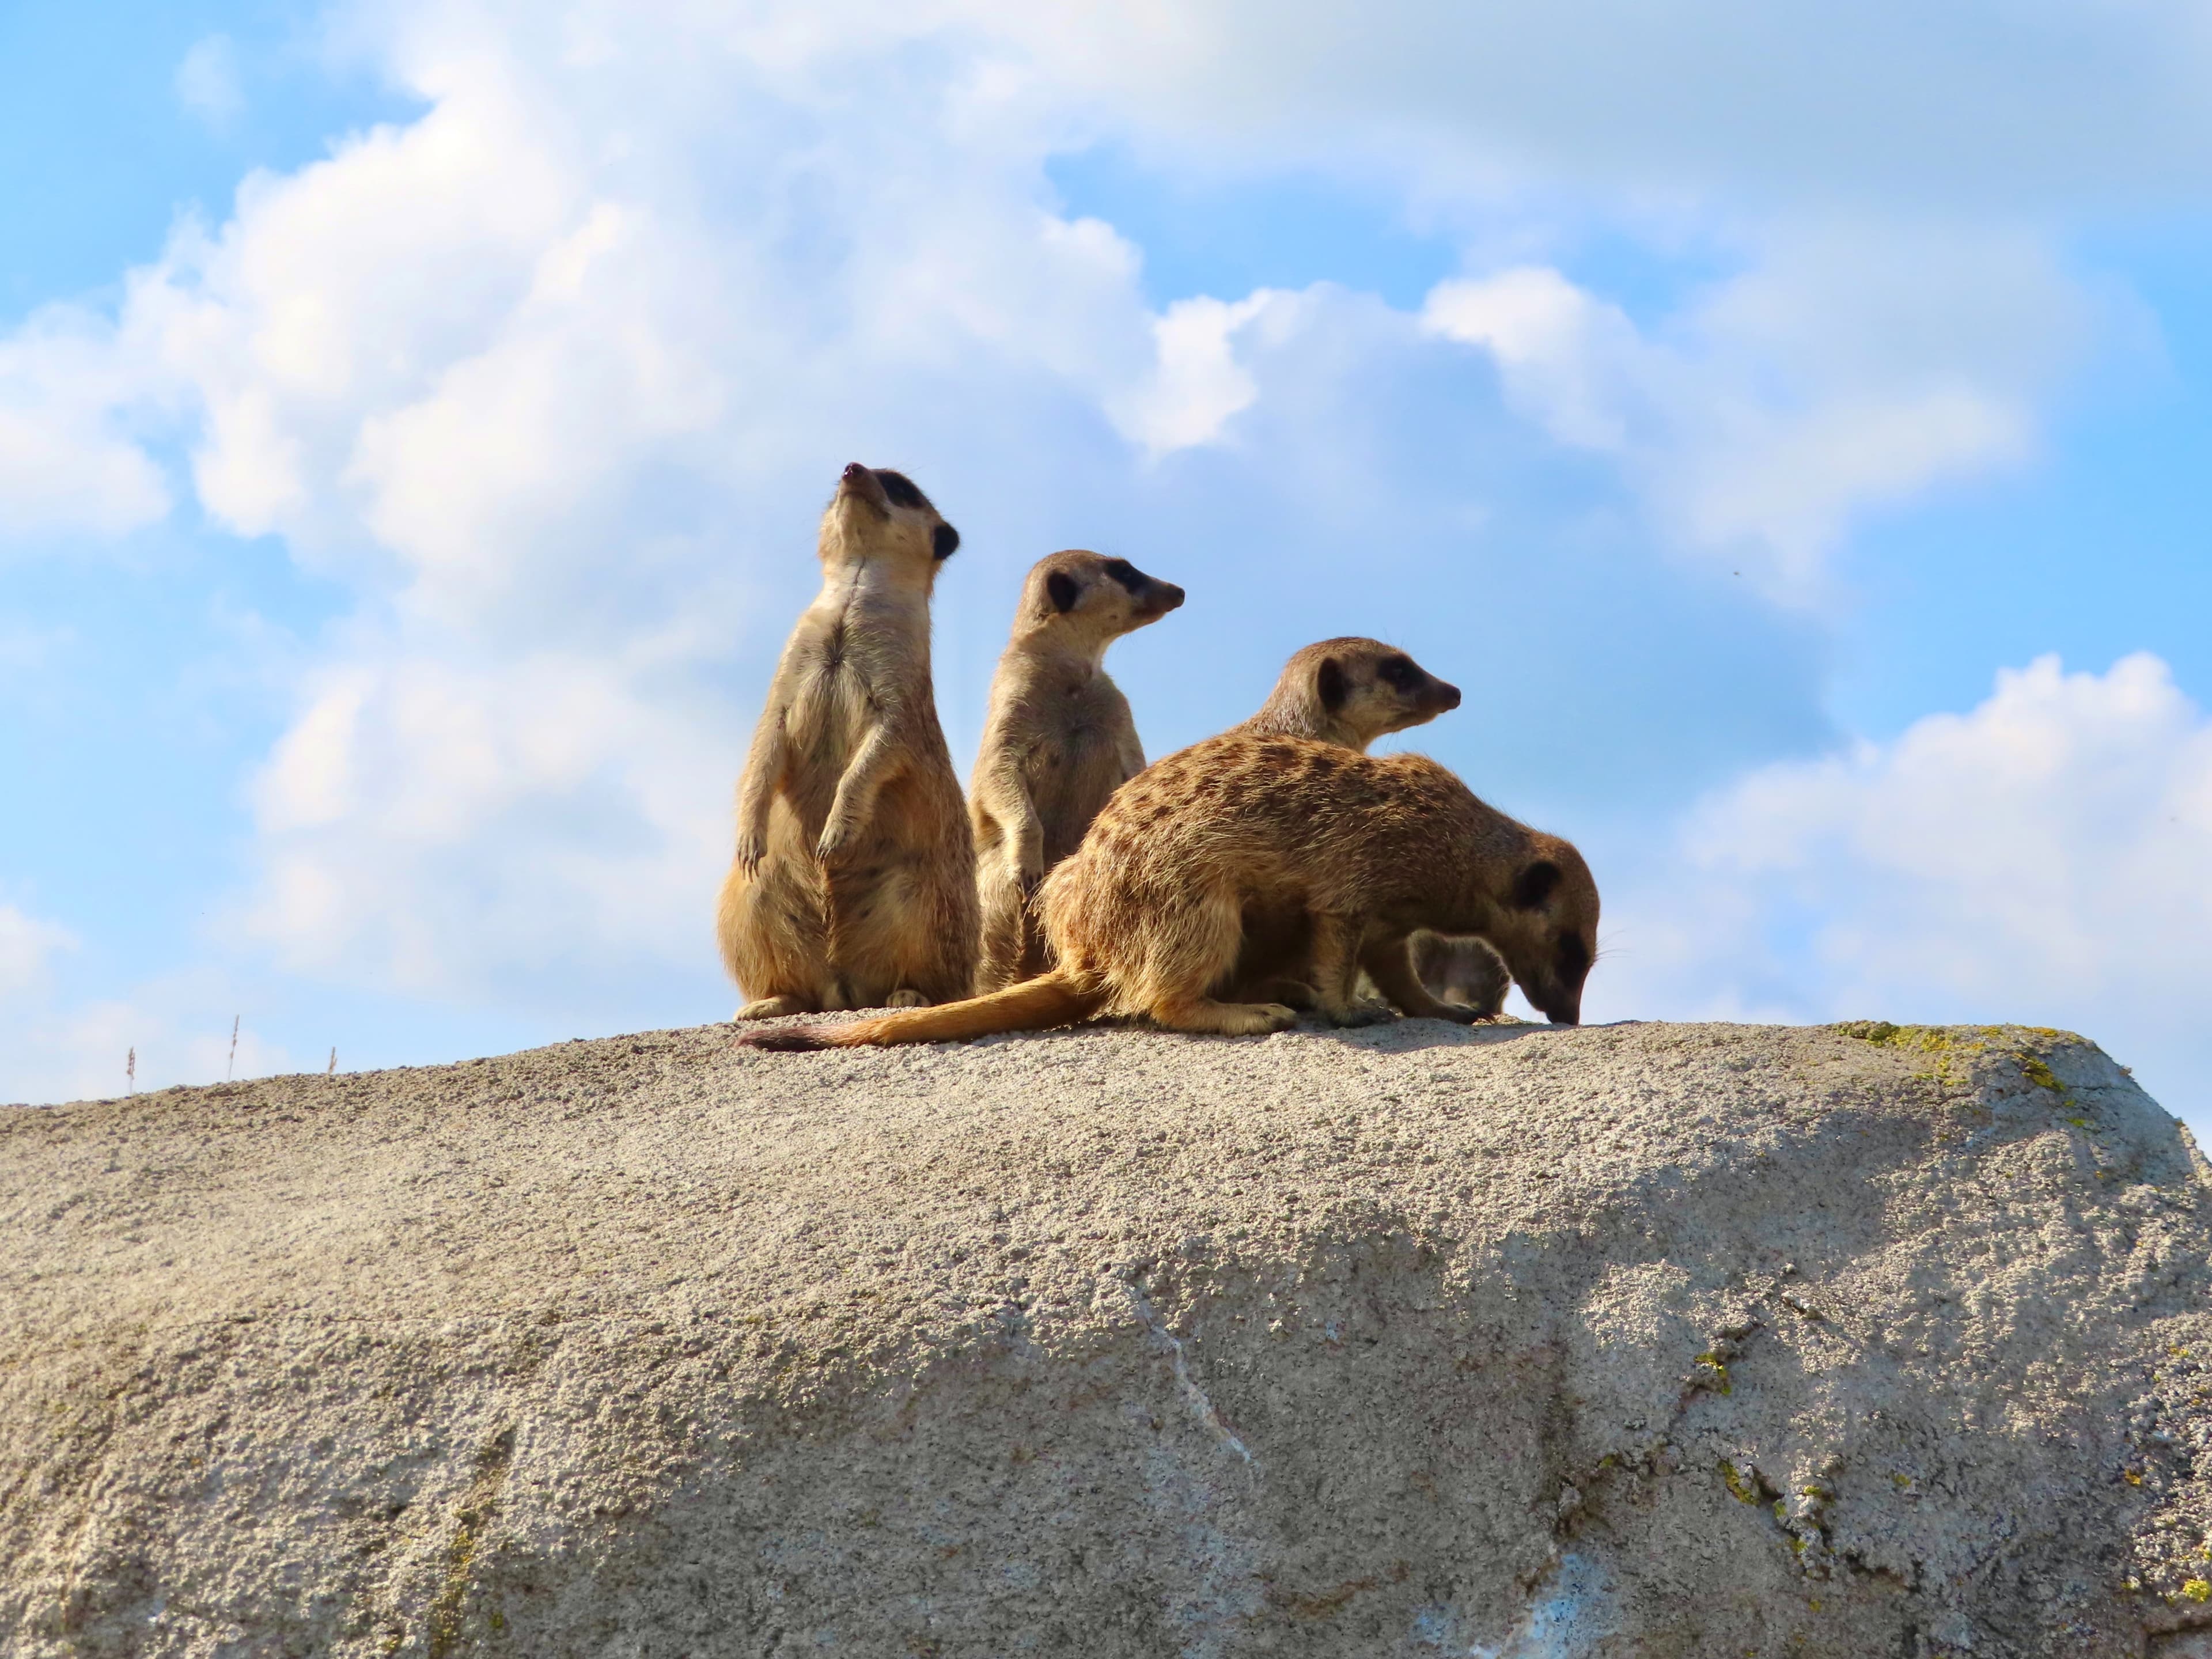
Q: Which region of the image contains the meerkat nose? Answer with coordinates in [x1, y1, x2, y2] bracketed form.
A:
[842, 461, 869, 483]
[1434, 680, 1463, 710]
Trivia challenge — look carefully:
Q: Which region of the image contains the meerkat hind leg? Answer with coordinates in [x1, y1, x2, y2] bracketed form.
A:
[1307, 914, 1395, 1027]
[735, 994, 815, 1021]
[1150, 996, 1299, 1037]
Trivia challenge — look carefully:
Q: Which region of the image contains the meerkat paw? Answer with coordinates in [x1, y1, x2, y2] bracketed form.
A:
[735, 995, 812, 1021]
[1326, 997, 1396, 1028]
[885, 988, 929, 1009]
[1156, 998, 1299, 1037]
[1421, 1001, 1483, 1025]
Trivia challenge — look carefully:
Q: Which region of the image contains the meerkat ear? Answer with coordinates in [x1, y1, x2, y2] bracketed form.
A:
[1046, 570, 1080, 612]
[933, 522, 961, 561]
[1316, 657, 1347, 711]
[1511, 860, 1562, 910]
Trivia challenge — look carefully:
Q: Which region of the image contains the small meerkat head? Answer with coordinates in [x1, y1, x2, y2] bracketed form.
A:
[820, 462, 960, 575]
[1482, 837, 1600, 1026]
[1278, 638, 1462, 751]
[1021, 550, 1185, 652]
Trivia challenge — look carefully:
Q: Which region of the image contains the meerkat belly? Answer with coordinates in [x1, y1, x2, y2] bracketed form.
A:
[1027, 722, 1127, 864]
[776, 657, 873, 830]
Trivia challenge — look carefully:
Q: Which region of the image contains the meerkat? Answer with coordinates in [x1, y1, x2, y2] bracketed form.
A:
[740, 732, 1598, 1050]
[1412, 932, 1512, 1016]
[716, 462, 979, 1019]
[1232, 637, 1461, 749]
[970, 551, 1186, 992]
[1224, 638, 1508, 1013]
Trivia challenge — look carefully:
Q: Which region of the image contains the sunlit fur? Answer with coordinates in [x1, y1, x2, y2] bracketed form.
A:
[1232, 636, 1461, 750]
[716, 464, 978, 1018]
[743, 734, 1597, 1049]
[969, 550, 1185, 992]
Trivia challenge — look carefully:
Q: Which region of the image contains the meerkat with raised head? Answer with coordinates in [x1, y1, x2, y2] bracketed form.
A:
[1233, 637, 1461, 750]
[971, 551, 1185, 992]
[716, 462, 978, 1018]
[1224, 638, 1508, 1014]
[740, 732, 1598, 1050]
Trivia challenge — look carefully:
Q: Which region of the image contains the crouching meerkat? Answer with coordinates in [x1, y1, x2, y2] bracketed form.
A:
[971, 551, 1185, 991]
[1225, 638, 1509, 1016]
[740, 733, 1598, 1050]
[716, 463, 979, 1018]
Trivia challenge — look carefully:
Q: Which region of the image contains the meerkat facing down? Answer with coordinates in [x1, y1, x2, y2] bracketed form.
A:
[716, 463, 978, 1018]
[740, 733, 1598, 1050]
[1224, 638, 1509, 1016]
[971, 551, 1185, 991]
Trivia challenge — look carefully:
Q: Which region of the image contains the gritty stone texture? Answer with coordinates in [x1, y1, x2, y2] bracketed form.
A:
[3, 1018, 2212, 1657]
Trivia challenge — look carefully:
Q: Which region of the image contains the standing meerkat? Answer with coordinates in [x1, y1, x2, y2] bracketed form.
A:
[1224, 638, 1509, 1014]
[971, 550, 1185, 992]
[717, 462, 978, 1019]
[741, 733, 1599, 1050]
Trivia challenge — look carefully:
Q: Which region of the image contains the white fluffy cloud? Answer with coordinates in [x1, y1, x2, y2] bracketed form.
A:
[1423, 224, 2088, 594]
[1600, 653, 2212, 1118]
[984, 0, 2212, 210]
[0, 310, 171, 540]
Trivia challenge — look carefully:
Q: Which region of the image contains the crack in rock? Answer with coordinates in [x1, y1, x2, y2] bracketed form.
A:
[1124, 1279, 1252, 1464]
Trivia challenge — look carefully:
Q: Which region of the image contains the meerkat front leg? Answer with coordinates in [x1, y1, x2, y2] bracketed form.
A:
[731, 712, 790, 874]
[1306, 912, 1395, 1027]
[816, 722, 904, 864]
[1362, 934, 1480, 1023]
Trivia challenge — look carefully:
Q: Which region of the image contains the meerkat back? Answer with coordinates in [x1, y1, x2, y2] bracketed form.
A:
[717, 462, 979, 1019]
[970, 550, 1185, 991]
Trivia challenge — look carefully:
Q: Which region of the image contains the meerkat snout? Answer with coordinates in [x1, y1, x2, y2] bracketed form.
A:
[1042, 555, 1184, 628]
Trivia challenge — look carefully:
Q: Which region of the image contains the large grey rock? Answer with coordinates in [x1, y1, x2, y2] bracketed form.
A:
[4, 1019, 2211, 1657]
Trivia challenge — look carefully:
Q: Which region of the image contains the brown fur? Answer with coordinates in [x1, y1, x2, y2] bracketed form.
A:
[1232, 637, 1460, 751]
[970, 551, 1184, 991]
[1226, 638, 1483, 1016]
[716, 463, 978, 1018]
[741, 734, 1597, 1050]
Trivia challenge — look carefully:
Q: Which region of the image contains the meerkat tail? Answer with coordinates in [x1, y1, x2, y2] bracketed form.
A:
[738, 972, 1104, 1051]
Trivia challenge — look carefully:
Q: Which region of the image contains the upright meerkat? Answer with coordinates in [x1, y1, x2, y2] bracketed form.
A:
[1233, 637, 1461, 750]
[1224, 638, 1509, 1013]
[741, 732, 1598, 1050]
[716, 463, 978, 1018]
[971, 551, 1185, 991]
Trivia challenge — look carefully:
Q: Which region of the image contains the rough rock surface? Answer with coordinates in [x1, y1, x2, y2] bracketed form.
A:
[5, 1018, 2212, 1657]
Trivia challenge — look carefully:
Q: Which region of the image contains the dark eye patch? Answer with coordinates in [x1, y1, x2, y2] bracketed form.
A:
[1511, 859, 1562, 910]
[1100, 558, 1144, 593]
[1378, 655, 1418, 690]
[874, 469, 927, 510]
[932, 522, 960, 560]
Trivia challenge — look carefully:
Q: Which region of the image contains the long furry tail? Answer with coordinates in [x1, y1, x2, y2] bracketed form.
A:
[738, 971, 1104, 1051]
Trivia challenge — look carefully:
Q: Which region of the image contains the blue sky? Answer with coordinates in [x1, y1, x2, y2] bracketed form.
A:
[3, 0, 2208, 1127]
